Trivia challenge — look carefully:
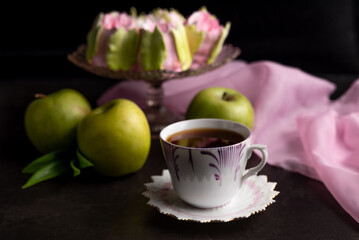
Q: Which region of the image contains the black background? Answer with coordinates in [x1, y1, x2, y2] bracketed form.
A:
[1, 0, 359, 76]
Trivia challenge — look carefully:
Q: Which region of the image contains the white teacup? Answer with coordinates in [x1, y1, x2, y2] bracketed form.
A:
[160, 118, 268, 208]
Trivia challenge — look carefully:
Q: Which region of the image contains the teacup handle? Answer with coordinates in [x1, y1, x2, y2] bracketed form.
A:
[241, 144, 268, 184]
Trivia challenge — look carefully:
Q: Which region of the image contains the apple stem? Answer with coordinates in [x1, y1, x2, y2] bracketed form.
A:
[35, 93, 47, 99]
[222, 92, 235, 101]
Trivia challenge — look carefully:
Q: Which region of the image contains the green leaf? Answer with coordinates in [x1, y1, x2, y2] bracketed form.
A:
[70, 158, 81, 177]
[106, 27, 140, 71]
[21, 149, 94, 189]
[208, 22, 231, 64]
[185, 25, 204, 56]
[68, 149, 94, 177]
[86, 13, 104, 62]
[76, 149, 94, 169]
[22, 151, 63, 174]
[172, 24, 192, 70]
[140, 27, 167, 71]
[22, 160, 68, 189]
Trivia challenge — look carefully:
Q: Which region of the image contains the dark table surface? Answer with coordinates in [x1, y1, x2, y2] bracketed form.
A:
[0, 57, 358, 240]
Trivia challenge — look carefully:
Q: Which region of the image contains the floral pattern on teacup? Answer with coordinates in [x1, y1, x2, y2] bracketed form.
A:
[162, 142, 247, 186]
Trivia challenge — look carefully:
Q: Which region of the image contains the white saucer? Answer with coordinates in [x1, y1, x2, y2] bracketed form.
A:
[143, 169, 279, 223]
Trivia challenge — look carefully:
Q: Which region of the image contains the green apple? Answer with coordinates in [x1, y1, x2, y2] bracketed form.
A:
[25, 89, 91, 153]
[186, 87, 255, 129]
[77, 99, 151, 177]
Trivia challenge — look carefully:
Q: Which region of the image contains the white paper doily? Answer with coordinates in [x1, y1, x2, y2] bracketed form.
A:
[143, 169, 279, 223]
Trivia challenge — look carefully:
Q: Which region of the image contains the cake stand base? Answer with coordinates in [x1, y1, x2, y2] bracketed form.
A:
[145, 106, 183, 138]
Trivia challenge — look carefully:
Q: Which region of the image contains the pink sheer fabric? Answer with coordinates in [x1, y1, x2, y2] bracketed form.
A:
[98, 60, 359, 222]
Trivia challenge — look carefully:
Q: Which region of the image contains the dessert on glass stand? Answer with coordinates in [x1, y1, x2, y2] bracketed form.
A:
[68, 7, 240, 137]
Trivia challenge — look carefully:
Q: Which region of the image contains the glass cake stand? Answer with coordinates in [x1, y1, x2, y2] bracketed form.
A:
[68, 44, 240, 137]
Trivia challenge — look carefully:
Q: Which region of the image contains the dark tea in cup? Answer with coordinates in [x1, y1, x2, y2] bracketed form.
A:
[167, 128, 245, 148]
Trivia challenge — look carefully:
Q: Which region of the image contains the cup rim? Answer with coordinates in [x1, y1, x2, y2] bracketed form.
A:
[159, 118, 252, 150]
